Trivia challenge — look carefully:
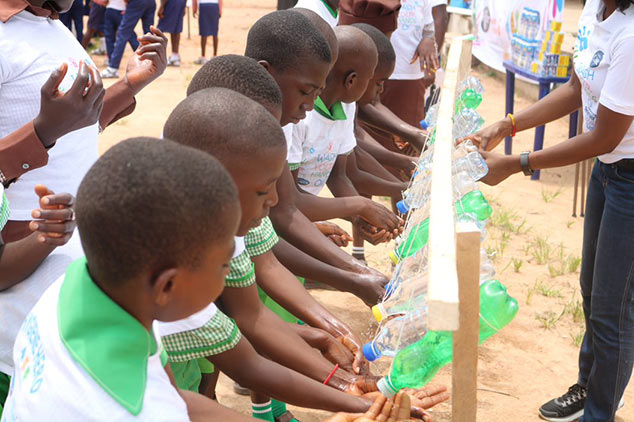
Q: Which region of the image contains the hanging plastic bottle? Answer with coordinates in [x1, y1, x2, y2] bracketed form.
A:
[455, 89, 482, 113]
[376, 280, 519, 397]
[480, 249, 496, 283]
[363, 307, 428, 361]
[420, 103, 439, 130]
[455, 190, 493, 222]
[453, 108, 485, 140]
[453, 151, 489, 181]
[458, 76, 485, 96]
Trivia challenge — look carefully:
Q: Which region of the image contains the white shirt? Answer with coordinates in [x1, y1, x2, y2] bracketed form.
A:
[106, 0, 127, 11]
[157, 236, 245, 336]
[294, 0, 338, 28]
[1, 280, 189, 422]
[0, 11, 99, 220]
[282, 123, 295, 159]
[291, 102, 357, 195]
[574, 0, 634, 163]
[0, 233, 84, 375]
[198, 0, 219, 4]
[429, 0, 447, 7]
[389, 0, 434, 80]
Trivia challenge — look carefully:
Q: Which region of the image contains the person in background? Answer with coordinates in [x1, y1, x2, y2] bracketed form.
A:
[81, 0, 107, 55]
[192, 0, 222, 64]
[101, 0, 156, 78]
[103, 0, 140, 65]
[158, 0, 187, 66]
[59, 0, 85, 42]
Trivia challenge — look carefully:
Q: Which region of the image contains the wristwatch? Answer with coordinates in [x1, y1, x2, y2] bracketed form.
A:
[520, 151, 534, 176]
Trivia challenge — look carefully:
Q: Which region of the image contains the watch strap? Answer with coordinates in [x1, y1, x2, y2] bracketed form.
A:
[520, 151, 534, 176]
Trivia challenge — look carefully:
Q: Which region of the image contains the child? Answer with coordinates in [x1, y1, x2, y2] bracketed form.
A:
[81, 0, 107, 54]
[157, 0, 187, 66]
[1, 137, 249, 420]
[102, 0, 157, 78]
[192, 0, 222, 64]
[160, 88, 447, 418]
[295, 0, 338, 27]
[104, 0, 140, 64]
[58, 0, 85, 43]
[245, 11, 401, 288]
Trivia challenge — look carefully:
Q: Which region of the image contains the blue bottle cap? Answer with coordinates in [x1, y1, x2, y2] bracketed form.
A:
[396, 200, 410, 215]
[362, 342, 381, 362]
[419, 120, 429, 130]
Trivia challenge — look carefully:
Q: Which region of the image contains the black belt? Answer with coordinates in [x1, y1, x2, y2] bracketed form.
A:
[613, 159, 634, 172]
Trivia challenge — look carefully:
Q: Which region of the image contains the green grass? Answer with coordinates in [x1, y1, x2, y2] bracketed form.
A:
[541, 187, 563, 203]
[531, 237, 552, 265]
[570, 329, 585, 347]
[490, 208, 529, 234]
[534, 280, 563, 298]
[512, 258, 523, 273]
[565, 299, 584, 324]
[536, 310, 565, 329]
[566, 220, 575, 229]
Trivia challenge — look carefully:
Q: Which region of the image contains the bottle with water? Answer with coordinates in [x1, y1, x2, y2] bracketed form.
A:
[420, 103, 439, 130]
[480, 249, 496, 283]
[373, 265, 428, 322]
[453, 108, 485, 139]
[458, 76, 484, 96]
[363, 307, 428, 361]
[453, 151, 489, 181]
[376, 280, 519, 396]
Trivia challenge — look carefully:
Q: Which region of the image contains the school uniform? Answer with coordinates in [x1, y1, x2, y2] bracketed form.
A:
[59, 0, 85, 42]
[158, 0, 187, 34]
[294, 0, 337, 28]
[1, 259, 189, 421]
[108, 0, 156, 69]
[87, 0, 107, 32]
[198, 0, 220, 37]
[104, 0, 140, 60]
[290, 98, 357, 195]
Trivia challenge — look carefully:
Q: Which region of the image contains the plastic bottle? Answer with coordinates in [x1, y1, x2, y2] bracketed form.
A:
[480, 249, 496, 283]
[376, 280, 519, 397]
[458, 76, 485, 96]
[373, 265, 428, 322]
[453, 108, 485, 140]
[363, 307, 428, 361]
[453, 151, 489, 182]
[455, 89, 483, 113]
[392, 191, 492, 261]
[420, 104, 439, 130]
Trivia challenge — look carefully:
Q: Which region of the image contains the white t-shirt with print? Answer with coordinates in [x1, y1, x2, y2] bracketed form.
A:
[157, 236, 245, 336]
[106, 0, 127, 10]
[1, 279, 189, 422]
[282, 123, 295, 159]
[0, 11, 100, 220]
[574, 0, 634, 163]
[294, 0, 338, 28]
[0, 233, 84, 375]
[291, 102, 357, 195]
[389, 0, 434, 80]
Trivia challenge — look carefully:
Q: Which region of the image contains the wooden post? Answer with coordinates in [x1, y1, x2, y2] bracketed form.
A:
[452, 223, 481, 422]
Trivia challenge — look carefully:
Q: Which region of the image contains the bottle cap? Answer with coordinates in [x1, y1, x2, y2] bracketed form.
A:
[362, 343, 381, 362]
[396, 200, 410, 215]
[419, 120, 429, 130]
[376, 377, 398, 398]
[371, 304, 384, 322]
[388, 251, 399, 265]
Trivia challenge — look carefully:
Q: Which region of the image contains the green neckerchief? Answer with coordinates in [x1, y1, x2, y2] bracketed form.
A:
[314, 97, 347, 121]
[58, 258, 161, 415]
[319, 0, 338, 18]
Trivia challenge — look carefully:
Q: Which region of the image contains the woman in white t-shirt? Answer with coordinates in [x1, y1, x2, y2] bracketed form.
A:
[468, 1, 634, 421]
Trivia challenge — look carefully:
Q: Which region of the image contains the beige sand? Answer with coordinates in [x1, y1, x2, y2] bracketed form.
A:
[98, 0, 633, 420]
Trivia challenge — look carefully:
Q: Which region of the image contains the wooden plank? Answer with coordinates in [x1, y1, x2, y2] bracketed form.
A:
[452, 222, 481, 422]
[426, 38, 473, 331]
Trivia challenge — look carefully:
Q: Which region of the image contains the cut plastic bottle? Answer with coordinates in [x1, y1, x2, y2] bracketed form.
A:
[376, 280, 519, 397]
[363, 307, 428, 361]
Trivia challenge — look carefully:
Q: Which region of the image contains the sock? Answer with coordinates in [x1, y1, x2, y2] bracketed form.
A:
[352, 246, 365, 256]
[99, 37, 105, 48]
[271, 399, 299, 421]
[252, 401, 274, 422]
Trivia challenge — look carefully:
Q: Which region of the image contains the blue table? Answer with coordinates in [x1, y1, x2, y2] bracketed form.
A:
[503, 61, 579, 180]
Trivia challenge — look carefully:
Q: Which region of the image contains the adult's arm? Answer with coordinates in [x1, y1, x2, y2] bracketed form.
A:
[432, 3, 448, 51]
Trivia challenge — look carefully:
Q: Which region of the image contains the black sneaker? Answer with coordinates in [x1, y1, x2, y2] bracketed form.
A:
[539, 384, 587, 422]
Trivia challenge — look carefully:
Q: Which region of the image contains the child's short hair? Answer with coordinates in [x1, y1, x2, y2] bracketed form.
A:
[245, 10, 331, 71]
[163, 87, 286, 164]
[294, 8, 338, 54]
[75, 137, 238, 286]
[352, 23, 396, 67]
[186, 55, 283, 111]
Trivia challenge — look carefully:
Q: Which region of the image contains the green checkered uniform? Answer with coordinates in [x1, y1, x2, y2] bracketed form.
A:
[225, 248, 256, 288]
[245, 216, 279, 257]
[288, 162, 301, 172]
[0, 188, 9, 232]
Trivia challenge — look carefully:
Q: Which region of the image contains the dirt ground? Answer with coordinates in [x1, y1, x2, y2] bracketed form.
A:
[97, 0, 633, 420]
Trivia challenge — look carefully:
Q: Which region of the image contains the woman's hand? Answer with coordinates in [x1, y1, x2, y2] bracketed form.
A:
[479, 152, 522, 186]
[460, 118, 513, 152]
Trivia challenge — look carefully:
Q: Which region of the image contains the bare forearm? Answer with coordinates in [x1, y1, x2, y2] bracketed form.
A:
[0, 233, 55, 290]
[356, 129, 414, 170]
[432, 5, 448, 51]
[357, 103, 426, 151]
[327, 170, 360, 198]
[180, 390, 255, 422]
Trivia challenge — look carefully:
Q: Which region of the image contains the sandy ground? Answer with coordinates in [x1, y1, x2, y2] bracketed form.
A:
[97, 0, 633, 420]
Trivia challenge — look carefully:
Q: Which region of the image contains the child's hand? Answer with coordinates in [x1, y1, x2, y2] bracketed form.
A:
[325, 392, 416, 421]
[356, 220, 394, 246]
[125, 26, 168, 95]
[337, 335, 370, 376]
[352, 273, 389, 307]
[29, 185, 76, 246]
[318, 332, 356, 374]
[402, 385, 449, 412]
[33, 62, 105, 148]
[315, 221, 353, 247]
[359, 200, 402, 234]
[157, 5, 165, 18]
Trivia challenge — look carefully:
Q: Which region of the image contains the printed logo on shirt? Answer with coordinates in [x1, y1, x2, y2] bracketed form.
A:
[297, 177, 310, 186]
[589, 50, 604, 68]
[577, 26, 591, 52]
[481, 7, 491, 32]
[19, 315, 46, 394]
[55, 57, 99, 94]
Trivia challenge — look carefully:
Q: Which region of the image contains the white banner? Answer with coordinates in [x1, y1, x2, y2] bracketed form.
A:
[472, 0, 565, 73]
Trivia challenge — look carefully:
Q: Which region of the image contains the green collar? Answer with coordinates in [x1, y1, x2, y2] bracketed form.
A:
[58, 258, 158, 415]
[319, 0, 338, 18]
[314, 97, 347, 121]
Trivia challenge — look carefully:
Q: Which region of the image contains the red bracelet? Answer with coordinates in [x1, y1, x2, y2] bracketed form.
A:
[507, 113, 517, 137]
[323, 364, 340, 385]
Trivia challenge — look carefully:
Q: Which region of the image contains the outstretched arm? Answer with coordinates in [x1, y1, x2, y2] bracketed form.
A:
[357, 102, 428, 152]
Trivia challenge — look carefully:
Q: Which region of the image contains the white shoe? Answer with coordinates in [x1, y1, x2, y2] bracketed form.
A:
[104, 57, 109, 67]
[193, 57, 208, 65]
[100, 67, 118, 78]
[167, 55, 181, 67]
